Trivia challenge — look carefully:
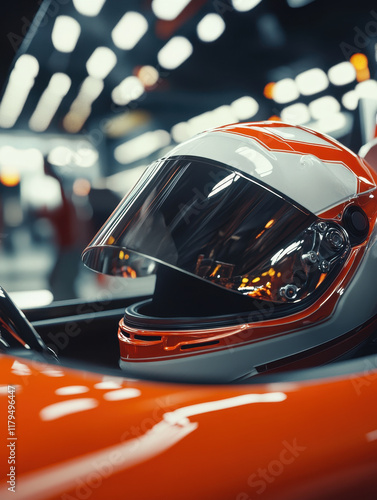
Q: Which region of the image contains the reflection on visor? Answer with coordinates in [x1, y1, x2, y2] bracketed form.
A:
[83, 157, 351, 304]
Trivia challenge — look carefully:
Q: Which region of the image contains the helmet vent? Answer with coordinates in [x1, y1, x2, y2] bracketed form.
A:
[181, 340, 219, 350]
[134, 334, 162, 341]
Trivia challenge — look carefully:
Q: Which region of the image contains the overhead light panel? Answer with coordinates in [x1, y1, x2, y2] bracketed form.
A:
[0, 55, 39, 128]
[328, 61, 356, 86]
[112, 12, 148, 50]
[157, 37, 193, 70]
[152, 0, 191, 21]
[197, 14, 225, 43]
[296, 68, 329, 96]
[341, 90, 358, 110]
[281, 103, 310, 124]
[287, 0, 315, 7]
[112, 76, 144, 106]
[29, 73, 71, 132]
[231, 0, 262, 12]
[231, 96, 259, 120]
[115, 130, 171, 164]
[355, 79, 377, 99]
[86, 47, 117, 79]
[273, 78, 299, 103]
[52, 16, 81, 53]
[73, 0, 106, 17]
[137, 66, 159, 88]
[309, 95, 340, 120]
[311, 112, 351, 136]
[63, 77, 104, 133]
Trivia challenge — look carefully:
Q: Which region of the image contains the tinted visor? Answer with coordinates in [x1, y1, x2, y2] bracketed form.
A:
[82, 157, 350, 303]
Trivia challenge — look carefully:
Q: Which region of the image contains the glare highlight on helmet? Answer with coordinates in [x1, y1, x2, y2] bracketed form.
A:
[231, 0, 263, 12]
[197, 14, 225, 42]
[112, 12, 148, 50]
[0, 55, 39, 128]
[152, 0, 191, 20]
[296, 68, 329, 95]
[51, 16, 81, 53]
[86, 47, 117, 79]
[72, 0, 106, 17]
[29, 73, 72, 132]
[157, 37, 193, 70]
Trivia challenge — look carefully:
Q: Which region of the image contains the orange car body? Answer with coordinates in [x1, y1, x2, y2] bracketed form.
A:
[1, 352, 376, 500]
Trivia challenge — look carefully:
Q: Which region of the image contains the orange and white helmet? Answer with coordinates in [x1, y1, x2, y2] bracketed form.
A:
[82, 121, 377, 382]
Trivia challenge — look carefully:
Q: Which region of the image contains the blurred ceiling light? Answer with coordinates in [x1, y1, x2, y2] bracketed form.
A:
[86, 47, 117, 79]
[112, 76, 144, 106]
[171, 122, 190, 143]
[328, 61, 356, 86]
[63, 105, 91, 133]
[281, 103, 310, 124]
[73, 0, 106, 17]
[75, 147, 99, 167]
[48, 146, 73, 166]
[187, 106, 236, 137]
[287, 0, 315, 7]
[0, 165, 20, 187]
[80, 76, 105, 102]
[350, 53, 370, 82]
[152, 0, 191, 20]
[0, 55, 39, 128]
[341, 90, 358, 110]
[355, 79, 377, 99]
[73, 178, 91, 196]
[157, 37, 193, 70]
[350, 53, 368, 71]
[311, 112, 351, 136]
[211, 105, 237, 126]
[137, 66, 159, 88]
[52, 16, 81, 53]
[112, 11, 148, 50]
[197, 14, 225, 42]
[296, 68, 329, 95]
[104, 110, 150, 138]
[9, 290, 53, 309]
[263, 82, 275, 99]
[0, 146, 43, 171]
[309, 95, 340, 120]
[115, 130, 171, 164]
[231, 0, 262, 12]
[273, 78, 299, 103]
[29, 73, 71, 132]
[231, 96, 259, 120]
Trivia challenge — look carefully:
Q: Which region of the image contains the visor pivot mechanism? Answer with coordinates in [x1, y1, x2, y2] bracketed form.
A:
[302, 251, 318, 265]
[317, 222, 328, 233]
[320, 260, 330, 272]
[279, 284, 299, 300]
[326, 228, 345, 250]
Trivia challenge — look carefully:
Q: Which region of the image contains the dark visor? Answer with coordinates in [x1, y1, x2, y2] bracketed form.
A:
[82, 157, 350, 303]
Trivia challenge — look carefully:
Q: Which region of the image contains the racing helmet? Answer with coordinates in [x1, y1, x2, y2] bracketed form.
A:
[82, 121, 377, 383]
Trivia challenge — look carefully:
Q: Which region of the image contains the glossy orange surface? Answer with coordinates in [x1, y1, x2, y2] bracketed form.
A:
[1, 353, 377, 499]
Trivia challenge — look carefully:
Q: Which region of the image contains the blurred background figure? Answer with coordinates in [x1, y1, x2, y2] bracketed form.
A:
[42, 157, 84, 300]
